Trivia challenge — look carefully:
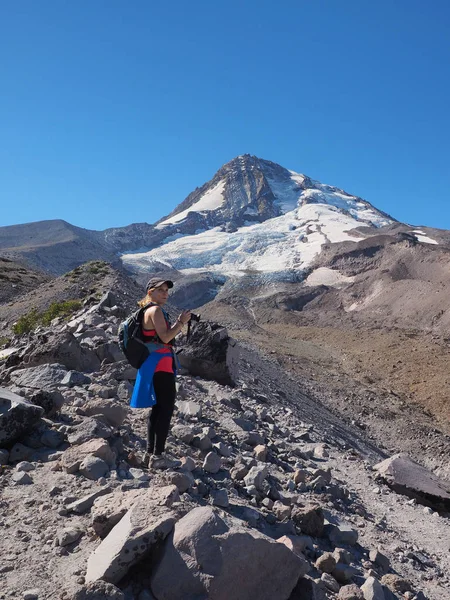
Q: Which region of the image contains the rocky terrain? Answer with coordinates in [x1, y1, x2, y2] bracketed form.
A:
[0, 258, 50, 305]
[1, 275, 449, 600]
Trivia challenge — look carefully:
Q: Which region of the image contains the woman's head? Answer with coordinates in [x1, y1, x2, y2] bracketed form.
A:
[138, 277, 173, 307]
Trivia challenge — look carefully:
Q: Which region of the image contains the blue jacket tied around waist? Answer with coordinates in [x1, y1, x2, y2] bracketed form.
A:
[130, 349, 175, 409]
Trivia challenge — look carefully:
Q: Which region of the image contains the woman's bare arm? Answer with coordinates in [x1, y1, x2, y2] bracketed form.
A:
[143, 306, 190, 344]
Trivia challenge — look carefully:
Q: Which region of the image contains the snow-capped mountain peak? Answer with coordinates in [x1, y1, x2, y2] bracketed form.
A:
[122, 155, 397, 285]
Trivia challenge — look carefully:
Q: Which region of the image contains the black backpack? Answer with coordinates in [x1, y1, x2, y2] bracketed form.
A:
[118, 305, 149, 369]
[118, 303, 173, 369]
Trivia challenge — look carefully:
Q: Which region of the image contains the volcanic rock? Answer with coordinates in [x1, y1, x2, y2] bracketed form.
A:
[150, 506, 307, 600]
[0, 387, 44, 446]
[374, 453, 450, 512]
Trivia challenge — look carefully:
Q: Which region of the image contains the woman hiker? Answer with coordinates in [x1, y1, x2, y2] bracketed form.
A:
[130, 277, 191, 469]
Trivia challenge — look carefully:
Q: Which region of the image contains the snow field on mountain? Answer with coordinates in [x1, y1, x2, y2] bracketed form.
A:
[123, 203, 370, 280]
[157, 181, 226, 227]
[411, 230, 438, 245]
[304, 267, 356, 288]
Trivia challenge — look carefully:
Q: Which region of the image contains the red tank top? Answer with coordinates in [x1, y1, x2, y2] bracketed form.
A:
[142, 308, 173, 374]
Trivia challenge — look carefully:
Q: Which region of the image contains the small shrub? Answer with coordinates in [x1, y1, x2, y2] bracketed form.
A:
[41, 300, 82, 326]
[12, 300, 82, 335]
[12, 309, 40, 335]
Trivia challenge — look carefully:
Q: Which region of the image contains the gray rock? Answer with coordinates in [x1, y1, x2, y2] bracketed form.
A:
[316, 551, 337, 573]
[40, 428, 65, 448]
[213, 441, 232, 457]
[23, 590, 40, 600]
[192, 433, 212, 451]
[66, 486, 112, 514]
[374, 453, 450, 512]
[338, 584, 365, 599]
[326, 523, 359, 546]
[369, 549, 390, 572]
[321, 572, 340, 593]
[79, 455, 109, 480]
[177, 322, 240, 386]
[360, 577, 385, 600]
[244, 465, 268, 490]
[203, 451, 222, 473]
[9, 443, 34, 462]
[180, 456, 196, 471]
[67, 417, 113, 445]
[291, 503, 324, 537]
[86, 492, 176, 584]
[58, 526, 83, 546]
[61, 370, 92, 387]
[0, 388, 44, 446]
[285, 575, 327, 600]
[14, 331, 101, 373]
[0, 448, 9, 465]
[10, 363, 68, 389]
[61, 439, 115, 474]
[83, 399, 128, 428]
[16, 461, 35, 472]
[71, 581, 125, 600]
[91, 485, 179, 539]
[171, 424, 195, 444]
[12, 471, 33, 485]
[177, 400, 202, 418]
[211, 489, 229, 507]
[165, 470, 194, 493]
[332, 563, 357, 584]
[150, 506, 306, 600]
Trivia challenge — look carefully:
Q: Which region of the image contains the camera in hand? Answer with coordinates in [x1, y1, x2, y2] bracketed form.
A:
[190, 312, 201, 322]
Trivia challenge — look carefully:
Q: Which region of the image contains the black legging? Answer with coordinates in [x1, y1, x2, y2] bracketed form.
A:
[147, 372, 176, 455]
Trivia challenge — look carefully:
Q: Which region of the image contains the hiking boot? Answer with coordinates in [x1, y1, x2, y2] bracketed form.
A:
[149, 453, 181, 470]
[142, 452, 151, 468]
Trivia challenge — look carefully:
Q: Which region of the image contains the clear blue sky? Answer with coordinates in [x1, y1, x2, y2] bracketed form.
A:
[1, 1, 449, 231]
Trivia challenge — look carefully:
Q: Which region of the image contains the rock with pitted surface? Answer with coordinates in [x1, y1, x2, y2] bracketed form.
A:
[178, 321, 239, 386]
[9, 363, 68, 389]
[374, 453, 450, 512]
[0, 387, 44, 446]
[150, 506, 307, 600]
[86, 487, 177, 585]
[12, 331, 101, 373]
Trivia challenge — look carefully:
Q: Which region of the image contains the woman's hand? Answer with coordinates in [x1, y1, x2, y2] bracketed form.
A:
[178, 310, 191, 325]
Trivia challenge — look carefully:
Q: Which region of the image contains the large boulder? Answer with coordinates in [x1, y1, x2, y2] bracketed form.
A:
[61, 438, 116, 474]
[150, 506, 307, 600]
[7, 331, 101, 373]
[83, 399, 128, 428]
[86, 486, 179, 585]
[178, 322, 239, 386]
[91, 486, 179, 538]
[9, 363, 68, 389]
[374, 453, 450, 512]
[0, 387, 44, 446]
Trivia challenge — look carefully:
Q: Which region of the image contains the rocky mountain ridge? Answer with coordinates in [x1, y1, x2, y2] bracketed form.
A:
[1, 285, 449, 600]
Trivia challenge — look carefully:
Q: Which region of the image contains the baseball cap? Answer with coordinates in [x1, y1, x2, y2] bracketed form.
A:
[146, 277, 174, 292]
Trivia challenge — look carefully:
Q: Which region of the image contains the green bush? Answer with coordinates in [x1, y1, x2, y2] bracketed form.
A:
[12, 300, 82, 335]
[41, 300, 82, 326]
[12, 309, 40, 335]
